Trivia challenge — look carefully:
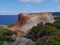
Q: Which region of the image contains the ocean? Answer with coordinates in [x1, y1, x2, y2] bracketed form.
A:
[0, 15, 18, 25]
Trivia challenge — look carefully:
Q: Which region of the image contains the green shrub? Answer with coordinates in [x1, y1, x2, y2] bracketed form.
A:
[26, 17, 60, 45]
[0, 28, 13, 45]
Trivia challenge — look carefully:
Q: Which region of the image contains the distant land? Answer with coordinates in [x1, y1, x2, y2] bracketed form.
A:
[51, 12, 60, 16]
[0, 12, 60, 25]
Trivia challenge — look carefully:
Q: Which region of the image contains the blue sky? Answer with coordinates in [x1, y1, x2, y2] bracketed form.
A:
[0, 0, 60, 15]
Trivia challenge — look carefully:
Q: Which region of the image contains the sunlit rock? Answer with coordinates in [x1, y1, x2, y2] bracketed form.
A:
[11, 12, 55, 36]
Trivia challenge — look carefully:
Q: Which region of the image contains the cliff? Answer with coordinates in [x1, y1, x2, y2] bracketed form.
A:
[11, 13, 23, 28]
[10, 12, 55, 36]
[12, 12, 55, 28]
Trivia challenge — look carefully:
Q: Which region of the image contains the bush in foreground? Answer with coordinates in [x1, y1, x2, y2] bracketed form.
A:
[26, 17, 60, 45]
[0, 28, 13, 45]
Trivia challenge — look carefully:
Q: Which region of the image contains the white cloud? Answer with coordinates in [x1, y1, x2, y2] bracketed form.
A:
[19, 0, 45, 3]
[11, 3, 15, 6]
[32, 0, 45, 3]
[57, 4, 60, 8]
[19, 0, 30, 2]
[0, 10, 17, 15]
[54, 4, 60, 10]
[53, 0, 60, 3]
[0, 10, 7, 13]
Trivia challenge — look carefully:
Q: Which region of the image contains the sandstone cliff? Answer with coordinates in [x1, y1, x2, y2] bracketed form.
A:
[10, 12, 55, 36]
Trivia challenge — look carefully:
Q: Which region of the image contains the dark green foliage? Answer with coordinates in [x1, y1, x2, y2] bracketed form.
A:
[8, 24, 14, 27]
[54, 17, 60, 21]
[0, 28, 14, 45]
[26, 17, 60, 45]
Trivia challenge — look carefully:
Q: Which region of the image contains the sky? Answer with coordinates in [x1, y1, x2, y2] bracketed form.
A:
[0, 0, 60, 15]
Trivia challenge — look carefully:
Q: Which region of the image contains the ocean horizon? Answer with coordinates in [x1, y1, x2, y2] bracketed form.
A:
[0, 15, 18, 25]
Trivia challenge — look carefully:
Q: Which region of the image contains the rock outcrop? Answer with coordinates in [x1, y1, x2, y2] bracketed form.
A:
[10, 12, 55, 36]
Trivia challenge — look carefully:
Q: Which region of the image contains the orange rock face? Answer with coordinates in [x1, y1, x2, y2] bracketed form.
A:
[9, 12, 55, 36]
[11, 12, 55, 29]
[12, 13, 23, 28]
[11, 13, 38, 28]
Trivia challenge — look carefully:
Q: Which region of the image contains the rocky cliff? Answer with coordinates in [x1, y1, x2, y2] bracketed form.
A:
[10, 12, 55, 36]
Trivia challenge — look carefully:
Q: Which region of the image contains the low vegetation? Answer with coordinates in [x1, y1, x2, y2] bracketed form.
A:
[8, 24, 14, 27]
[25, 17, 60, 45]
[0, 28, 14, 45]
[0, 17, 60, 45]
